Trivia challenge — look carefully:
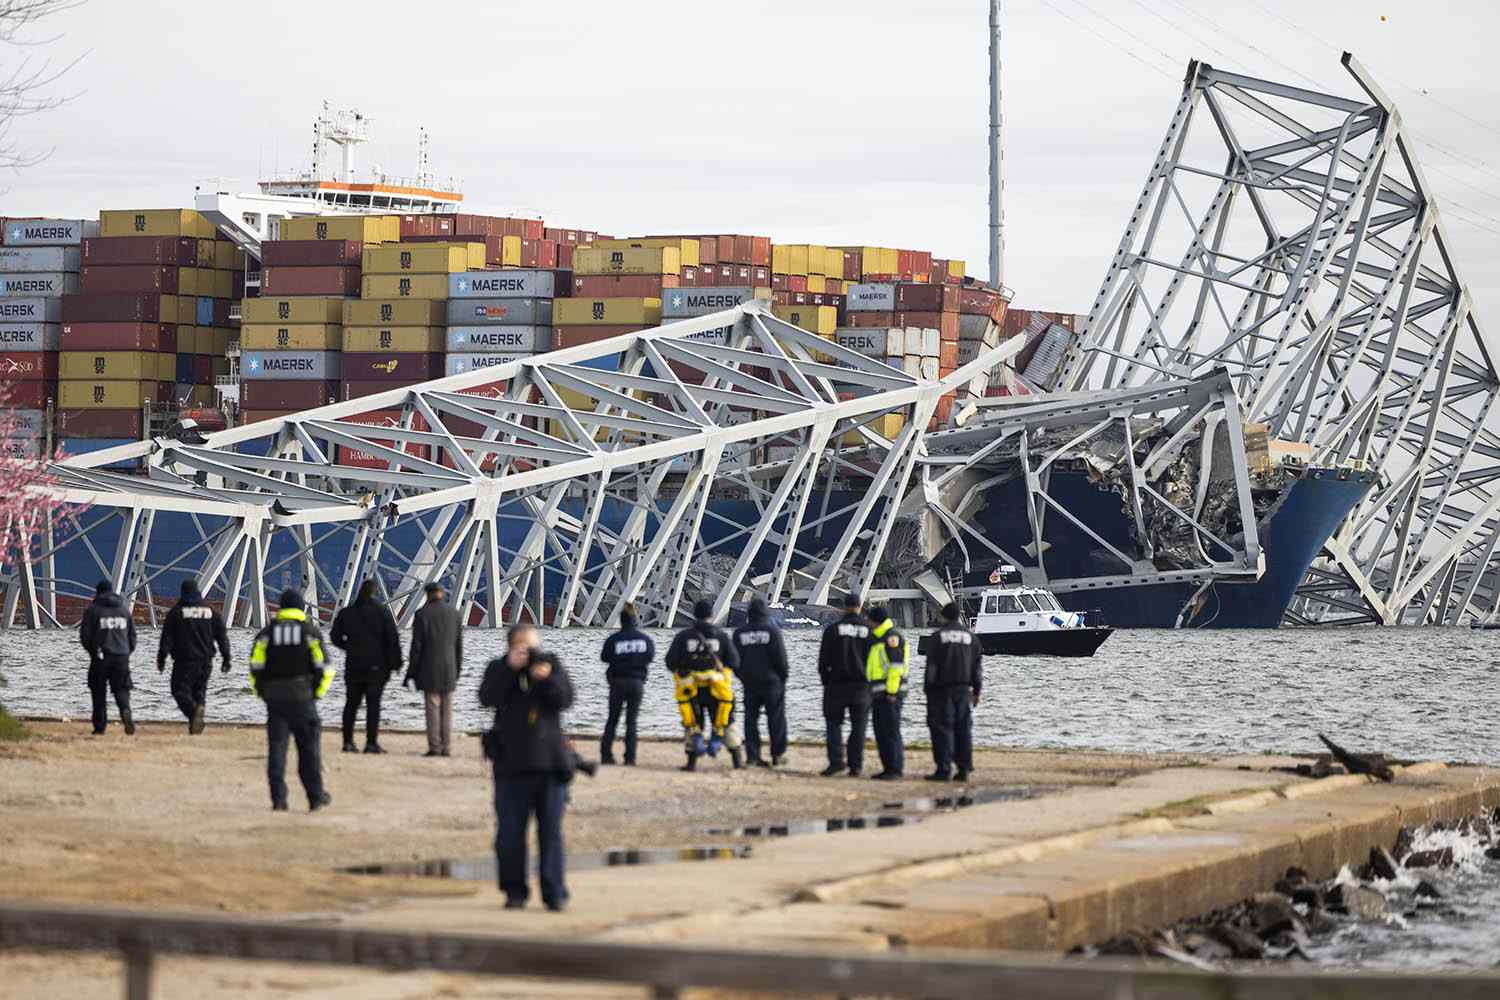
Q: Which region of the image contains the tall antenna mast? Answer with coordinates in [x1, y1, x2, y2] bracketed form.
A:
[988, 0, 1004, 289]
[417, 126, 430, 186]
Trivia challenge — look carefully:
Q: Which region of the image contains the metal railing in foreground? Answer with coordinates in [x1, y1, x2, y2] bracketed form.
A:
[2, 901, 1497, 999]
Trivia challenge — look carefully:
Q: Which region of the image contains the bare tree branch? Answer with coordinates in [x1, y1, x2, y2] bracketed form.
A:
[0, 0, 84, 171]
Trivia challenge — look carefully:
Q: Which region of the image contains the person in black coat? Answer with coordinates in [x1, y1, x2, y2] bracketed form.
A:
[330, 579, 403, 754]
[79, 579, 137, 735]
[816, 592, 874, 777]
[664, 599, 742, 771]
[733, 597, 790, 767]
[479, 623, 576, 911]
[923, 602, 984, 782]
[156, 578, 231, 734]
[599, 602, 654, 765]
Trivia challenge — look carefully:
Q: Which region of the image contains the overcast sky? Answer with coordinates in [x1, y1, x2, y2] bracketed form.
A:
[6, 1, 1500, 315]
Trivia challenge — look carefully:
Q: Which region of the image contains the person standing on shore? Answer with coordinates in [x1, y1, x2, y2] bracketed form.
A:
[733, 596, 790, 767]
[664, 599, 742, 771]
[599, 602, 653, 766]
[248, 589, 333, 812]
[156, 578, 231, 734]
[816, 592, 874, 777]
[479, 623, 576, 911]
[864, 604, 908, 781]
[79, 579, 137, 736]
[406, 581, 463, 757]
[923, 602, 983, 783]
[330, 579, 402, 754]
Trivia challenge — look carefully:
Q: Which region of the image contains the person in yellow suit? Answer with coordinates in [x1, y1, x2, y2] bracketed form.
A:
[664, 599, 743, 772]
[865, 605, 909, 781]
[248, 589, 334, 812]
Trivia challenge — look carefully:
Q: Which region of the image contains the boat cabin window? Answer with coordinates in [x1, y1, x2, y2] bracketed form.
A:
[1034, 592, 1060, 611]
[1016, 594, 1043, 613]
[985, 594, 1024, 614]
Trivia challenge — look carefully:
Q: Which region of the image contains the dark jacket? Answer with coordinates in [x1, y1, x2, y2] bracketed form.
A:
[733, 613, 789, 688]
[664, 621, 739, 676]
[157, 593, 230, 669]
[331, 596, 402, 677]
[478, 650, 575, 775]
[924, 621, 983, 695]
[818, 611, 872, 687]
[600, 624, 654, 684]
[80, 592, 136, 660]
[407, 599, 462, 693]
[248, 608, 333, 702]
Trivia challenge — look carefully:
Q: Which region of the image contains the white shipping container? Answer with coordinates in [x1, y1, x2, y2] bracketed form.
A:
[845, 283, 897, 311]
[0, 272, 77, 297]
[0, 298, 61, 322]
[920, 357, 940, 380]
[902, 356, 922, 378]
[1022, 323, 1076, 386]
[910, 327, 940, 357]
[449, 270, 555, 299]
[680, 323, 734, 346]
[0, 247, 80, 273]
[446, 297, 553, 326]
[0, 436, 42, 458]
[957, 314, 994, 341]
[3, 218, 97, 246]
[0, 322, 60, 351]
[445, 353, 530, 376]
[833, 327, 898, 357]
[1, 408, 46, 437]
[241, 350, 339, 381]
[448, 325, 553, 353]
[661, 287, 762, 319]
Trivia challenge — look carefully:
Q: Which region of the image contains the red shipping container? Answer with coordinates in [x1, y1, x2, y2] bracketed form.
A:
[241, 379, 340, 410]
[555, 325, 641, 350]
[897, 249, 915, 275]
[60, 322, 177, 353]
[552, 269, 573, 297]
[61, 293, 167, 323]
[343, 378, 431, 401]
[537, 238, 558, 269]
[844, 312, 896, 328]
[451, 213, 490, 238]
[0, 350, 57, 380]
[240, 408, 295, 424]
[786, 275, 807, 293]
[213, 299, 230, 326]
[1, 380, 54, 407]
[232, 272, 245, 298]
[748, 236, 772, 266]
[192, 356, 211, 383]
[57, 408, 145, 439]
[895, 283, 959, 312]
[340, 352, 445, 383]
[261, 266, 361, 296]
[930, 259, 948, 284]
[260, 239, 363, 267]
[679, 266, 700, 287]
[573, 274, 679, 298]
[958, 287, 1005, 322]
[80, 265, 179, 295]
[431, 215, 455, 238]
[939, 341, 959, 369]
[893, 311, 960, 342]
[336, 409, 432, 469]
[399, 214, 436, 238]
[82, 236, 196, 266]
[841, 249, 862, 280]
[912, 250, 932, 275]
[557, 244, 575, 270]
[771, 273, 787, 291]
[543, 227, 563, 243]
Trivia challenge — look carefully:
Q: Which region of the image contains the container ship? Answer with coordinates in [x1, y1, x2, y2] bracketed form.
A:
[0, 115, 1364, 629]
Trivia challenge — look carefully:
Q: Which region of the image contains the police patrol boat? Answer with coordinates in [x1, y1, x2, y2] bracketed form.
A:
[925, 566, 1113, 657]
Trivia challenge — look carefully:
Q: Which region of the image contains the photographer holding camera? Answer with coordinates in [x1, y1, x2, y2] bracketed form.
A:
[478, 623, 576, 912]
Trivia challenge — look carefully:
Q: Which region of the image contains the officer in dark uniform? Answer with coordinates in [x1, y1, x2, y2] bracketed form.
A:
[248, 589, 333, 812]
[923, 602, 984, 782]
[865, 605, 908, 781]
[79, 579, 137, 735]
[733, 596, 790, 767]
[599, 602, 654, 765]
[156, 578, 231, 734]
[816, 592, 874, 777]
[664, 599, 742, 771]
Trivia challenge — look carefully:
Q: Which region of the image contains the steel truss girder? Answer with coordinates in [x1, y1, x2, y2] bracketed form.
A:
[5, 303, 1017, 629]
[1053, 53, 1500, 626]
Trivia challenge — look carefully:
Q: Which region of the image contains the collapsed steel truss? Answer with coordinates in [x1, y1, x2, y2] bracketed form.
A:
[1052, 54, 1500, 625]
[911, 371, 1263, 617]
[3, 303, 1013, 629]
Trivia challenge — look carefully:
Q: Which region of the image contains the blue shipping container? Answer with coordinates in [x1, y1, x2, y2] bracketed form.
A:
[175, 353, 194, 383]
[196, 296, 214, 325]
[58, 437, 142, 471]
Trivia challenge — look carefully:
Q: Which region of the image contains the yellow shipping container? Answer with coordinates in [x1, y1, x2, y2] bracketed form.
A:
[571, 246, 680, 276]
[214, 241, 234, 269]
[176, 268, 200, 297]
[279, 215, 399, 244]
[842, 413, 904, 446]
[806, 275, 826, 294]
[360, 274, 450, 299]
[821, 246, 844, 278]
[59, 380, 166, 409]
[772, 244, 810, 277]
[587, 238, 699, 268]
[211, 328, 232, 356]
[772, 303, 837, 335]
[213, 269, 233, 298]
[59, 351, 173, 381]
[362, 243, 483, 274]
[175, 297, 197, 326]
[342, 298, 447, 326]
[196, 239, 216, 268]
[99, 209, 215, 239]
[947, 259, 966, 280]
[241, 297, 345, 324]
[553, 297, 662, 326]
[240, 324, 343, 351]
[210, 356, 230, 377]
[343, 326, 446, 353]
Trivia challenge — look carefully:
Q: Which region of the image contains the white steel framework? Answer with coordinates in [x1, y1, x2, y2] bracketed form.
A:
[3, 303, 1013, 630]
[1052, 54, 1500, 625]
